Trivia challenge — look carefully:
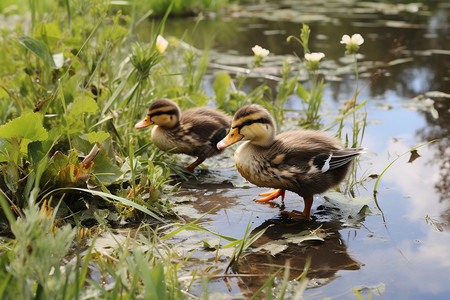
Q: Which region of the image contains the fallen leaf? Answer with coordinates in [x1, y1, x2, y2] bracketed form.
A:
[285, 232, 328, 245]
[253, 240, 288, 256]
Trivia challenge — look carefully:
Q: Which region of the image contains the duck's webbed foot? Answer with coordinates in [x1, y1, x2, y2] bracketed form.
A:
[281, 196, 313, 219]
[256, 189, 286, 202]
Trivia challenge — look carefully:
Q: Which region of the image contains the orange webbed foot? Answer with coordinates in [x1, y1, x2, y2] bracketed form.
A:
[281, 196, 313, 219]
[256, 189, 286, 202]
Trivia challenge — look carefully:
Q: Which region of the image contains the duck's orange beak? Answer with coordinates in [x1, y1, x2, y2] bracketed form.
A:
[134, 116, 153, 129]
[217, 128, 243, 149]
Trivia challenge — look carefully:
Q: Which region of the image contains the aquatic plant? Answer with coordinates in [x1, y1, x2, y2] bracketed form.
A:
[252, 45, 270, 67]
[288, 24, 325, 129]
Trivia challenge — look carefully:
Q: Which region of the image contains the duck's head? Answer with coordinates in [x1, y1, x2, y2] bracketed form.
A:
[217, 104, 276, 149]
[135, 99, 181, 129]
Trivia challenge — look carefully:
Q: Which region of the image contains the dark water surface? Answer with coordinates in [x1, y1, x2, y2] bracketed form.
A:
[140, 1, 450, 298]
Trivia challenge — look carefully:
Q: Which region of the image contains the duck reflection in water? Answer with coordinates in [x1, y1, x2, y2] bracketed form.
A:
[235, 214, 361, 296]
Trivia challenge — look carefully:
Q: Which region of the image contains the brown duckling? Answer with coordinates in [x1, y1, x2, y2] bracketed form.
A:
[217, 104, 365, 218]
[135, 98, 231, 172]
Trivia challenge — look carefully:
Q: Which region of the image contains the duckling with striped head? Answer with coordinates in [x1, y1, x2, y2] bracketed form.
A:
[136, 99, 231, 173]
[217, 104, 365, 219]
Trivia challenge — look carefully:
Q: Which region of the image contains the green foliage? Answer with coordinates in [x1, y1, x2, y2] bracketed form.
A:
[19, 36, 63, 69]
[124, 0, 230, 16]
[1, 203, 77, 299]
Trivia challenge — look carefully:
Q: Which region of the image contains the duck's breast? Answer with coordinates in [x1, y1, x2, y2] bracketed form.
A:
[151, 126, 179, 152]
[234, 142, 288, 189]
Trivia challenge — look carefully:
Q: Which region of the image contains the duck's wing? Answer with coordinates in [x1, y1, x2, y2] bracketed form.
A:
[179, 108, 232, 157]
[314, 147, 366, 173]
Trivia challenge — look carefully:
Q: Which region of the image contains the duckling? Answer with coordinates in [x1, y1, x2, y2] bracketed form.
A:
[217, 104, 365, 219]
[135, 99, 231, 173]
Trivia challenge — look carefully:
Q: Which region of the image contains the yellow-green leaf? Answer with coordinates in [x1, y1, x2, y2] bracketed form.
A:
[0, 111, 48, 141]
[85, 131, 110, 144]
[70, 95, 98, 115]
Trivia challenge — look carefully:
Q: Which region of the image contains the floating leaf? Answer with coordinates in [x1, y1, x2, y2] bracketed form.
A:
[281, 230, 311, 238]
[254, 240, 288, 256]
[93, 232, 127, 255]
[323, 191, 375, 223]
[425, 90, 450, 99]
[285, 231, 328, 245]
[202, 238, 221, 250]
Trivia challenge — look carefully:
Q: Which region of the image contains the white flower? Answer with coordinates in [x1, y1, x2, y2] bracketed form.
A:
[340, 34, 364, 46]
[304, 52, 325, 62]
[340, 34, 364, 54]
[156, 35, 169, 54]
[252, 45, 270, 58]
[304, 52, 325, 70]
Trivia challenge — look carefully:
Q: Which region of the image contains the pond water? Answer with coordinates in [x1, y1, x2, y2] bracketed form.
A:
[140, 1, 450, 299]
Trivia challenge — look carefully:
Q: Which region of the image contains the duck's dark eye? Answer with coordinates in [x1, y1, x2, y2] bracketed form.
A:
[170, 116, 173, 120]
[231, 133, 234, 137]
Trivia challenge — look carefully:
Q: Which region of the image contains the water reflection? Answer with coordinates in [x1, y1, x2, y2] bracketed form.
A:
[416, 93, 450, 215]
[238, 216, 361, 297]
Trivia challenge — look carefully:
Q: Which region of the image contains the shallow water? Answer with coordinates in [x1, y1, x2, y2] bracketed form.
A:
[141, 1, 450, 298]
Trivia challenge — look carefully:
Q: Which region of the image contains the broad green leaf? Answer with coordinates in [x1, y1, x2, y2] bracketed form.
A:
[70, 94, 99, 115]
[85, 131, 110, 144]
[0, 111, 48, 141]
[213, 72, 231, 105]
[35, 21, 62, 49]
[92, 150, 123, 184]
[19, 36, 59, 69]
